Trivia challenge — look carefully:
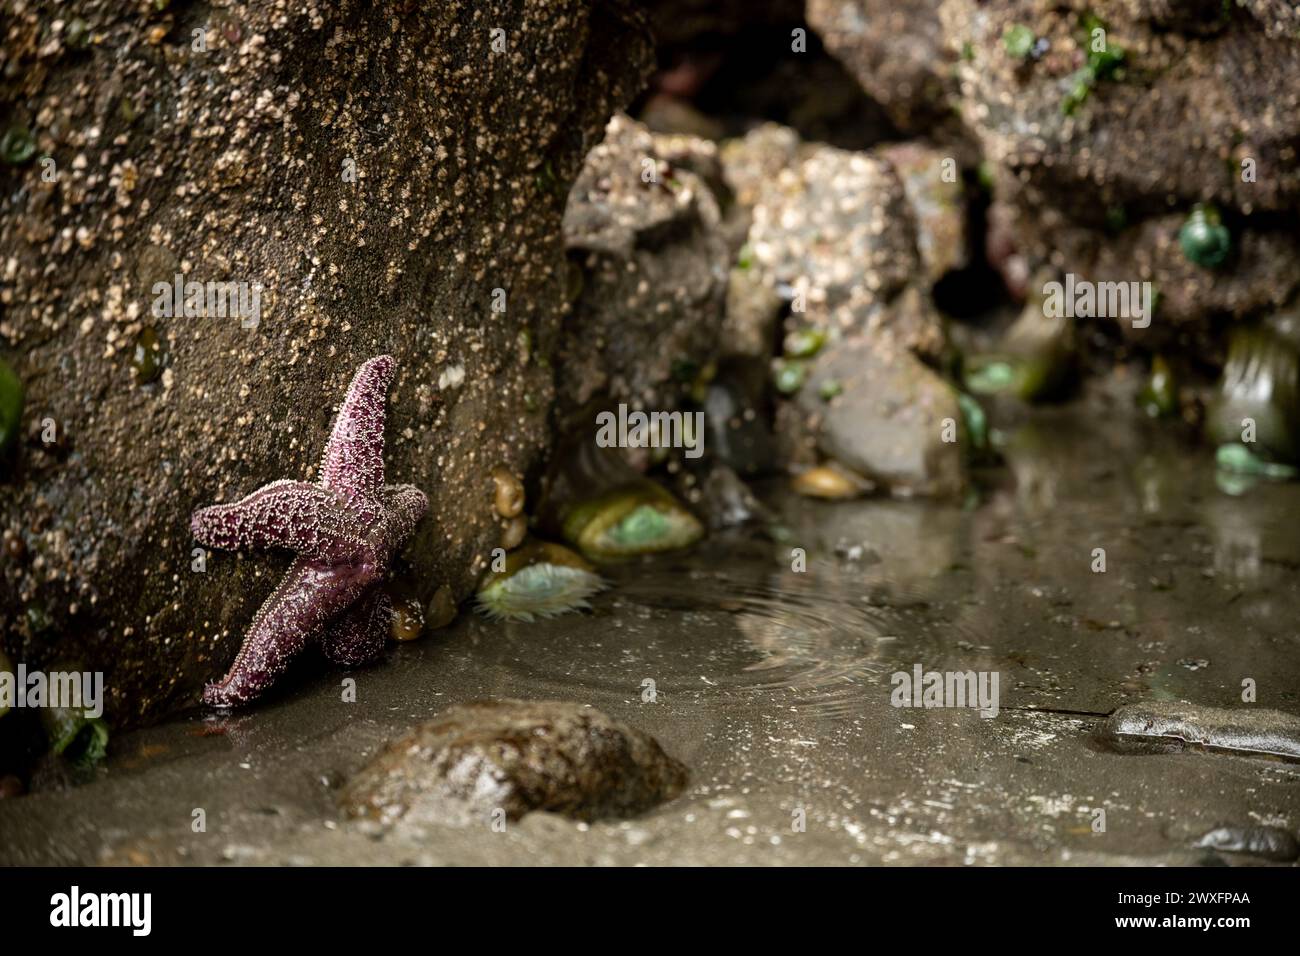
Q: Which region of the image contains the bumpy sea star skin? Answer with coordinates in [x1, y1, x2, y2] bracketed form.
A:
[191, 355, 428, 708]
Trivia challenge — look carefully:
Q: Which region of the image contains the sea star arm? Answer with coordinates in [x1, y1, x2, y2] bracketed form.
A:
[380, 483, 429, 547]
[319, 587, 391, 666]
[203, 559, 371, 707]
[318, 354, 395, 499]
[191, 480, 368, 565]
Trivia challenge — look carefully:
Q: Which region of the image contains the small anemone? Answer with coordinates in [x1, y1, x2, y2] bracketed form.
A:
[475, 540, 605, 623]
[562, 482, 703, 561]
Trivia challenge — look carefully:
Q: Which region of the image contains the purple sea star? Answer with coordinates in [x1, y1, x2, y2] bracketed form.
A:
[191, 355, 427, 708]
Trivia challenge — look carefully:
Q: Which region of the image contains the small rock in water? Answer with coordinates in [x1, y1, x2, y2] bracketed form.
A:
[1194, 825, 1300, 863]
[340, 700, 688, 826]
[1095, 701, 1300, 761]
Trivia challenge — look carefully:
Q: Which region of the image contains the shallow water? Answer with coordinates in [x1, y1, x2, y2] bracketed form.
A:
[3, 403, 1299, 865]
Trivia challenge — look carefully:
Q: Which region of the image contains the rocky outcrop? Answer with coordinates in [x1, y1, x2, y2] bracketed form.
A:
[341, 699, 688, 825]
[0, 0, 653, 726]
[807, 0, 1300, 335]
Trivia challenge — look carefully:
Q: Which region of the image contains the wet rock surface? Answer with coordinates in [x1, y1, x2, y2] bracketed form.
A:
[796, 336, 967, 497]
[340, 699, 688, 826]
[1194, 824, 1300, 862]
[1096, 701, 1300, 760]
[0, 0, 653, 726]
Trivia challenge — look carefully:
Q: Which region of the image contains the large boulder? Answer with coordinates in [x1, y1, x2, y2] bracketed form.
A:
[0, 0, 653, 726]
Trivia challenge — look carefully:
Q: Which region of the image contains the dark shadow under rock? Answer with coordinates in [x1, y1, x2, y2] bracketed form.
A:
[340, 700, 688, 827]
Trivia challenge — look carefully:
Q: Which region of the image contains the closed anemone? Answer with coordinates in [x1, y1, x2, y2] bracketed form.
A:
[563, 482, 704, 561]
[476, 540, 605, 623]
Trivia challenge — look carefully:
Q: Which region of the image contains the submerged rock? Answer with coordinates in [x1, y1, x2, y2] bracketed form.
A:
[340, 700, 688, 826]
[1194, 825, 1300, 863]
[1096, 701, 1300, 761]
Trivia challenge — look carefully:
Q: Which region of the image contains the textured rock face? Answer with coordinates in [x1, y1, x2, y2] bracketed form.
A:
[0, 0, 653, 725]
[807, 0, 957, 134]
[340, 699, 689, 825]
[940, 0, 1300, 328]
[941, 0, 1300, 217]
[557, 113, 728, 420]
[748, 144, 935, 353]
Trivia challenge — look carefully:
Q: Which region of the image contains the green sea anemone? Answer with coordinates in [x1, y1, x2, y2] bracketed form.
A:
[772, 358, 808, 396]
[1215, 443, 1298, 480]
[1179, 204, 1231, 269]
[956, 391, 989, 455]
[783, 327, 826, 359]
[476, 540, 605, 622]
[39, 694, 109, 768]
[1003, 24, 1035, 59]
[562, 481, 703, 561]
[964, 300, 1076, 403]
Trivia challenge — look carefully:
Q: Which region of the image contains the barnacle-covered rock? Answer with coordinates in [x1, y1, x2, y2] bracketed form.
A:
[877, 142, 969, 286]
[0, 0, 655, 727]
[748, 145, 925, 343]
[807, 0, 959, 136]
[942, 1, 1300, 218]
